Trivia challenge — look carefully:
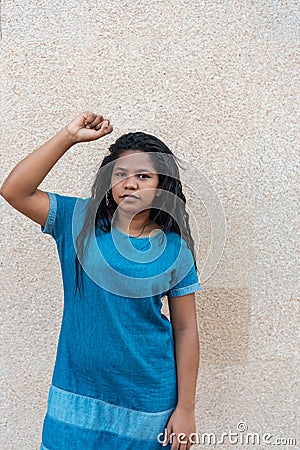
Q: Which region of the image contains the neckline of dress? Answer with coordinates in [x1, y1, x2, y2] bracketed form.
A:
[108, 218, 163, 240]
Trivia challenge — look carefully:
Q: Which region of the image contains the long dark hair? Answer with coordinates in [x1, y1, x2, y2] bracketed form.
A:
[74, 132, 198, 298]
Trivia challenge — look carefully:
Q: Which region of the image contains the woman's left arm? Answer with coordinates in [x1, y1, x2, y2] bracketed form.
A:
[163, 293, 199, 449]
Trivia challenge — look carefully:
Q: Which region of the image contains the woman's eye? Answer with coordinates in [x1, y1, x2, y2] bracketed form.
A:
[115, 173, 150, 178]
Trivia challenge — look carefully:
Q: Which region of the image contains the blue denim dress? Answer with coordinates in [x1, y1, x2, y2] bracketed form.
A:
[39, 192, 202, 449]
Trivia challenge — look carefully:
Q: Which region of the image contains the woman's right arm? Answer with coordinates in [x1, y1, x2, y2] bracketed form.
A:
[0, 112, 113, 227]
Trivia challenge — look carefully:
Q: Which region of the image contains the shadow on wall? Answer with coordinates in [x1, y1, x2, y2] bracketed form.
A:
[198, 287, 250, 366]
[162, 287, 250, 366]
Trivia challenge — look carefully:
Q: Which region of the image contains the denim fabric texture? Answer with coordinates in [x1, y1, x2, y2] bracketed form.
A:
[39, 192, 202, 449]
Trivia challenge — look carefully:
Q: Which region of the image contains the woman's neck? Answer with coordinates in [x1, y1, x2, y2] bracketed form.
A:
[108, 210, 161, 237]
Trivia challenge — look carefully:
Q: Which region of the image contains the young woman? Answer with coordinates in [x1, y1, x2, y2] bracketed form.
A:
[1, 112, 201, 450]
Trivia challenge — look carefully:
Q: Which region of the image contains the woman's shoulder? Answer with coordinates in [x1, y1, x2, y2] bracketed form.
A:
[41, 192, 91, 239]
[164, 229, 186, 243]
[154, 229, 189, 252]
[47, 192, 90, 207]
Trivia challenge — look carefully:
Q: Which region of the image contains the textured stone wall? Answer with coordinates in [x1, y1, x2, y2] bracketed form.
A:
[1, 1, 299, 448]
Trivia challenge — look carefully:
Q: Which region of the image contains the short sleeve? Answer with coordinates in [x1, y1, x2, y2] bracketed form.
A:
[167, 235, 202, 298]
[41, 192, 81, 240]
[168, 264, 202, 298]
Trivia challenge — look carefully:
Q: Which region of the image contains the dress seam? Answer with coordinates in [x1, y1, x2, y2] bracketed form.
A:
[51, 384, 176, 416]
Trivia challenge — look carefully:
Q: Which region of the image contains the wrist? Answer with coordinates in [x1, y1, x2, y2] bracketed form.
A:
[62, 125, 79, 146]
[176, 401, 196, 413]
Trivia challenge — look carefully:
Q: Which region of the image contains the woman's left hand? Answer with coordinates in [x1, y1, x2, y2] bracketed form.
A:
[163, 407, 196, 449]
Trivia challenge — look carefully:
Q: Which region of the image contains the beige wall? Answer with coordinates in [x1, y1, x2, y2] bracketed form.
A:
[1, 1, 299, 448]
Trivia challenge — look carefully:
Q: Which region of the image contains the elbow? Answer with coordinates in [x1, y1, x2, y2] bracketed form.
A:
[0, 183, 6, 199]
[0, 182, 18, 203]
[0, 182, 11, 201]
[172, 323, 199, 337]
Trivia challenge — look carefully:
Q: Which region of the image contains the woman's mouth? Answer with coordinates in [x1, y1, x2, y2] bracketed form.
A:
[120, 194, 140, 201]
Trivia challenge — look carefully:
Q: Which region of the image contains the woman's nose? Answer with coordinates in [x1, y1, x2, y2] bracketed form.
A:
[123, 175, 138, 189]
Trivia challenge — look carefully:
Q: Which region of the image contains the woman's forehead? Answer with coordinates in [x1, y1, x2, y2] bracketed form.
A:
[114, 150, 156, 170]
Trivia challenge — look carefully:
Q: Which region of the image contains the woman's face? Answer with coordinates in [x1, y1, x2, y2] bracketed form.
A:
[111, 150, 161, 215]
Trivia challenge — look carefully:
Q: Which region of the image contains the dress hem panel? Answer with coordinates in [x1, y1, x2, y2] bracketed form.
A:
[46, 384, 175, 441]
